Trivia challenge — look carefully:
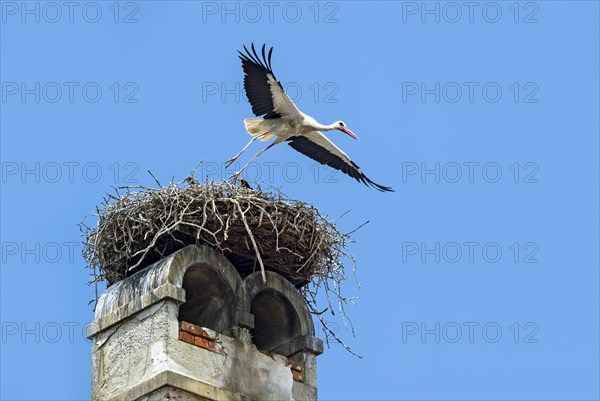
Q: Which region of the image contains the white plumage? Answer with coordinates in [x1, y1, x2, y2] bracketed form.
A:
[226, 44, 393, 192]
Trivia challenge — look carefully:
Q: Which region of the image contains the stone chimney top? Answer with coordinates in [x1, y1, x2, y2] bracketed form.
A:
[87, 244, 323, 401]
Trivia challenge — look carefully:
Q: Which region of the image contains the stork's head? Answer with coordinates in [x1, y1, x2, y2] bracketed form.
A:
[335, 121, 359, 140]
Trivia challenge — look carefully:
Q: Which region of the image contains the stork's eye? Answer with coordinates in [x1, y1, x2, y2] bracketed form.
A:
[339, 122, 345, 127]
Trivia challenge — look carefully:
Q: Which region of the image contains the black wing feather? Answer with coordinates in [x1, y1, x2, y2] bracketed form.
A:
[287, 136, 394, 192]
[239, 43, 282, 119]
[261, 44, 267, 67]
[267, 46, 273, 70]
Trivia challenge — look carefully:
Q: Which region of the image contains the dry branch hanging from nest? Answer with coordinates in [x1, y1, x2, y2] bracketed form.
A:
[82, 178, 362, 354]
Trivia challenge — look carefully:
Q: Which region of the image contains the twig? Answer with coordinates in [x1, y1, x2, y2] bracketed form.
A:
[80, 177, 362, 356]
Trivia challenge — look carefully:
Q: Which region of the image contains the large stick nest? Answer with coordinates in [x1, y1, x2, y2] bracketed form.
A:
[83, 179, 354, 288]
[82, 177, 362, 353]
[82, 177, 361, 354]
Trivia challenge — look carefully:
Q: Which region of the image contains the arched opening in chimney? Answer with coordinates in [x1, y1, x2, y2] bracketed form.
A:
[250, 288, 301, 352]
[178, 264, 235, 334]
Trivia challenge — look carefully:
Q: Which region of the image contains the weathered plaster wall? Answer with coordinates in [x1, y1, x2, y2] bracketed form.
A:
[88, 245, 322, 401]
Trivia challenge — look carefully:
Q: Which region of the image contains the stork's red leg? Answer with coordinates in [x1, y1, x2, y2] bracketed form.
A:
[231, 142, 276, 180]
[225, 132, 270, 168]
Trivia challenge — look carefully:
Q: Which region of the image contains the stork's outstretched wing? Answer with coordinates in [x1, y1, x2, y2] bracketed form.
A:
[239, 43, 300, 119]
[287, 131, 394, 192]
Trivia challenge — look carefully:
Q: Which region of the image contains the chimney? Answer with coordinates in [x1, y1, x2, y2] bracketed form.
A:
[86, 244, 323, 400]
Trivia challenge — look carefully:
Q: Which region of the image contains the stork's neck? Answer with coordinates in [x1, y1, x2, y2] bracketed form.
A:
[313, 122, 337, 131]
[303, 114, 337, 131]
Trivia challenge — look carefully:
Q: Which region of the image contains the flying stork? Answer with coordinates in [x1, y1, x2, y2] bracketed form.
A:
[226, 43, 393, 192]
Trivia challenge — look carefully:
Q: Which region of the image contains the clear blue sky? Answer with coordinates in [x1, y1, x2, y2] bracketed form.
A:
[1, 1, 599, 400]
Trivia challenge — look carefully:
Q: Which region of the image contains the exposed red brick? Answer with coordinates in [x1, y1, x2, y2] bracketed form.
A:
[197, 327, 215, 341]
[194, 336, 210, 349]
[178, 331, 195, 345]
[288, 359, 302, 372]
[292, 369, 304, 383]
[180, 321, 202, 336]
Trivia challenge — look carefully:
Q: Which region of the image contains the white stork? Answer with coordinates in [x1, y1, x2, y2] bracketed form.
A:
[226, 44, 393, 192]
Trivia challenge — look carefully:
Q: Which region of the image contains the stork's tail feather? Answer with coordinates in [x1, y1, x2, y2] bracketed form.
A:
[244, 118, 275, 142]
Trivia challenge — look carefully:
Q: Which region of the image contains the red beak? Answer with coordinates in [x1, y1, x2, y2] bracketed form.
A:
[341, 127, 359, 140]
